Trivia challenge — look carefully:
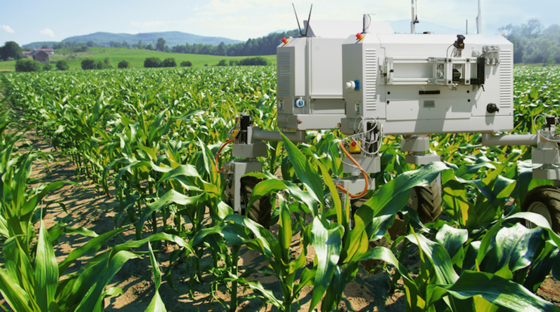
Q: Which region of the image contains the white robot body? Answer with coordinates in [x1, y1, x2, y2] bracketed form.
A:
[340, 32, 514, 135]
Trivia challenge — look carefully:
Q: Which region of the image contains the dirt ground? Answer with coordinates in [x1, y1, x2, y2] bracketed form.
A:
[6, 115, 560, 311]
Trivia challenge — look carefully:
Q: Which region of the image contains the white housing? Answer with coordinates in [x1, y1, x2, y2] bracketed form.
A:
[276, 21, 393, 130]
[340, 31, 514, 135]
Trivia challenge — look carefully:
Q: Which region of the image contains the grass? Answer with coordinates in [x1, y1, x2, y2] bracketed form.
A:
[0, 47, 277, 71]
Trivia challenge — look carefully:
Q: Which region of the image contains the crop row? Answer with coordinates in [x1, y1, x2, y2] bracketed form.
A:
[0, 66, 559, 311]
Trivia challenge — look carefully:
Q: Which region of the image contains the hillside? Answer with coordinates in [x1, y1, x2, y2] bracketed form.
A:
[0, 47, 276, 71]
[23, 31, 242, 49]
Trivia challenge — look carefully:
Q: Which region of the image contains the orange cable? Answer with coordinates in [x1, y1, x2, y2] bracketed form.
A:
[336, 141, 369, 198]
[215, 138, 237, 173]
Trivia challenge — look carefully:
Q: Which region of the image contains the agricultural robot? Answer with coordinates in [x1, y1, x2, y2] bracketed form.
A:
[219, 1, 560, 233]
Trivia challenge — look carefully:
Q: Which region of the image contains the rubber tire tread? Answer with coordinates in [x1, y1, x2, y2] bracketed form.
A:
[521, 185, 560, 234]
[241, 176, 272, 229]
[409, 178, 442, 224]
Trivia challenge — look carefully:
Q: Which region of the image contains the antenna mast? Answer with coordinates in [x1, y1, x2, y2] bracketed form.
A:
[411, 0, 419, 34]
[476, 0, 482, 34]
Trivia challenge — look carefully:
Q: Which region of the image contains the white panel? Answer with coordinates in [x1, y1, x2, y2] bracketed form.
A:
[310, 38, 344, 96]
[386, 99, 471, 121]
[277, 51, 291, 97]
[499, 49, 513, 109]
[364, 49, 377, 111]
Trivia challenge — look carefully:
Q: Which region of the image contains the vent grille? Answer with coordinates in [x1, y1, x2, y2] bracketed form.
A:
[277, 51, 291, 97]
[499, 49, 513, 109]
[364, 49, 377, 111]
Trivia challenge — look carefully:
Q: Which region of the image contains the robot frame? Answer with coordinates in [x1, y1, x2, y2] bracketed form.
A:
[219, 1, 560, 232]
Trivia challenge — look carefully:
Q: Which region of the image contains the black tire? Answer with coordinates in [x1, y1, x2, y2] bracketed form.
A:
[521, 185, 560, 234]
[240, 176, 272, 229]
[407, 178, 442, 224]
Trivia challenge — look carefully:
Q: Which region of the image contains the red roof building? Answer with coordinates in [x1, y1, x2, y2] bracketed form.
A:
[22, 48, 54, 63]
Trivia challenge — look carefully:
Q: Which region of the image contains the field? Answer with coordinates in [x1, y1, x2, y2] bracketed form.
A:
[1, 65, 560, 312]
[0, 47, 277, 71]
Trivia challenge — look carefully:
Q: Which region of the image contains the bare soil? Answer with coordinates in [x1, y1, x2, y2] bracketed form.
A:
[6, 115, 560, 311]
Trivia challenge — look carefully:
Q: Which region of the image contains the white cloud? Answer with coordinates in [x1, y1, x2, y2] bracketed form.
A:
[40, 28, 55, 37]
[1, 25, 14, 33]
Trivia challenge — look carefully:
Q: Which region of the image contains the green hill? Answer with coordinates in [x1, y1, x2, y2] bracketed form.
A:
[60, 31, 242, 47]
[0, 47, 276, 71]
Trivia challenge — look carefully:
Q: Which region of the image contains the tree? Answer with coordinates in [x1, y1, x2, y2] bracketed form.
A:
[15, 59, 41, 72]
[180, 61, 192, 67]
[43, 63, 53, 71]
[144, 57, 162, 68]
[41, 44, 50, 49]
[0, 41, 24, 61]
[56, 60, 69, 71]
[156, 38, 166, 52]
[217, 42, 227, 56]
[102, 57, 113, 69]
[138, 39, 144, 49]
[216, 59, 227, 66]
[146, 43, 154, 50]
[81, 58, 96, 70]
[162, 58, 176, 67]
[118, 60, 131, 69]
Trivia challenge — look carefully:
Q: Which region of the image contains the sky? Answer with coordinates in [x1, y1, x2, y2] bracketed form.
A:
[0, 0, 558, 45]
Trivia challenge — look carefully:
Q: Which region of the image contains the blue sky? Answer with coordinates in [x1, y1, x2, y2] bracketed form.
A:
[0, 0, 557, 45]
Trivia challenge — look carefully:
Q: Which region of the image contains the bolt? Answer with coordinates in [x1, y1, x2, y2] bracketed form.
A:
[387, 91, 391, 95]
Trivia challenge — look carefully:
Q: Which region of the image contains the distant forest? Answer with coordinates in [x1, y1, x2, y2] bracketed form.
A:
[500, 19, 560, 64]
[168, 30, 300, 56]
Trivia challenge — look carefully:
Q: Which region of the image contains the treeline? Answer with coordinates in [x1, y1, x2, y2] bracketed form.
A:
[52, 41, 104, 49]
[142, 56, 268, 68]
[500, 19, 560, 64]
[170, 30, 300, 56]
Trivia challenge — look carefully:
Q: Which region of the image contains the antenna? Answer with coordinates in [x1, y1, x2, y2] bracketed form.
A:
[476, 0, 482, 34]
[466, 20, 468, 34]
[411, 0, 419, 34]
[292, 3, 304, 36]
[304, 4, 313, 37]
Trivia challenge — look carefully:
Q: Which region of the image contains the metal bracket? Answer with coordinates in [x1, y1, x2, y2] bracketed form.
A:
[223, 160, 263, 214]
[343, 155, 381, 175]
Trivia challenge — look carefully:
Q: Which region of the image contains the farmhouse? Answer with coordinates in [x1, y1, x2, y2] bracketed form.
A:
[22, 48, 54, 63]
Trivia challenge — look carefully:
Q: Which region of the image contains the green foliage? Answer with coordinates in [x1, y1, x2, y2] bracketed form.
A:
[118, 59, 131, 69]
[180, 60, 192, 67]
[81, 58, 96, 70]
[56, 60, 69, 71]
[1, 65, 560, 312]
[15, 59, 41, 72]
[501, 19, 560, 64]
[0, 41, 24, 61]
[144, 57, 162, 68]
[42, 63, 53, 71]
[162, 57, 176, 67]
[216, 59, 227, 66]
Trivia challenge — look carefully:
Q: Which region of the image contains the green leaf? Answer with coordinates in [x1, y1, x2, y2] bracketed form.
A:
[427, 271, 559, 312]
[435, 224, 468, 267]
[145, 242, 167, 312]
[59, 226, 128, 275]
[407, 232, 459, 284]
[35, 220, 59, 311]
[280, 132, 323, 214]
[309, 217, 343, 311]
